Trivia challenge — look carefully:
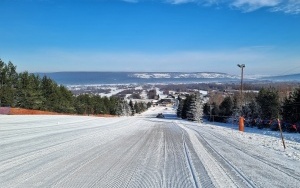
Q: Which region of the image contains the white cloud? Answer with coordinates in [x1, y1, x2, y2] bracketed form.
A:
[120, 0, 300, 14]
[231, 0, 281, 12]
[160, 0, 300, 14]
[272, 0, 300, 14]
[231, 0, 300, 14]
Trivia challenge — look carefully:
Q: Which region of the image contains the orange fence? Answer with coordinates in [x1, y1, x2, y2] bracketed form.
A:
[9, 108, 61, 115]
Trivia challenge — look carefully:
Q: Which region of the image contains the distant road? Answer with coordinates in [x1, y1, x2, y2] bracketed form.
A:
[1, 107, 300, 187]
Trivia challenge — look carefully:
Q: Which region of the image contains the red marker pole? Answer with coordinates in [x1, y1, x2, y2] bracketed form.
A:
[239, 116, 244, 132]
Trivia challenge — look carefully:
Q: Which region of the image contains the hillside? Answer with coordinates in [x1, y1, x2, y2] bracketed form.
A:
[130, 72, 238, 79]
[262, 73, 300, 82]
[38, 72, 239, 85]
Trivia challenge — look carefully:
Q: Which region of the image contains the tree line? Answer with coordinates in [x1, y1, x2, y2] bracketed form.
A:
[0, 59, 149, 115]
[202, 87, 300, 125]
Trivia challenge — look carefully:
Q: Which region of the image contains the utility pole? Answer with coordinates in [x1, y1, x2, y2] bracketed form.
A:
[237, 64, 245, 111]
[237, 64, 245, 132]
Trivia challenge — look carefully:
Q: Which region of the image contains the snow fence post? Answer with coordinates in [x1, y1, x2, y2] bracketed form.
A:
[278, 118, 286, 150]
[239, 116, 244, 132]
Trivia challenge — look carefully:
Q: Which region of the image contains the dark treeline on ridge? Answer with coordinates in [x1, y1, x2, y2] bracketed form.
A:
[0, 59, 148, 115]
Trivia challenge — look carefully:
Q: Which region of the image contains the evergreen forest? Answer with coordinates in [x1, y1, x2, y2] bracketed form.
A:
[200, 87, 300, 127]
[0, 60, 149, 116]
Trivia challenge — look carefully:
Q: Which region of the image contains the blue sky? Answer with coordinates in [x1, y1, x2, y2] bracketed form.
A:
[0, 0, 300, 75]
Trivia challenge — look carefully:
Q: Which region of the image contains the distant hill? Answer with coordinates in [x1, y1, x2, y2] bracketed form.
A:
[37, 71, 300, 84]
[262, 73, 300, 82]
[38, 72, 239, 85]
[129, 72, 239, 79]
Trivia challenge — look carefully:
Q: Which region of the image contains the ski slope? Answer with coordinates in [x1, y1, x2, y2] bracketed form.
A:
[1, 107, 300, 188]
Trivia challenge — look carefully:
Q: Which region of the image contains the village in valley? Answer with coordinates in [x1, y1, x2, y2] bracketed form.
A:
[65, 80, 300, 134]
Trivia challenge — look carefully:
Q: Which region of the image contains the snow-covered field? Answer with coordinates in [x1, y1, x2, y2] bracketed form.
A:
[1, 107, 300, 187]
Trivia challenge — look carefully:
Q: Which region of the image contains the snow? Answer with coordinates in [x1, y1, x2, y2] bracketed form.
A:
[173, 73, 239, 79]
[199, 90, 208, 95]
[101, 87, 125, 97]
[1, 107, 300, 187]
[203, 120, 300, 158]
[139, 90, 148, 99]
[67, 85, 127, 97]
[132, 73, 171, 79]
[131, 72, 239, 79]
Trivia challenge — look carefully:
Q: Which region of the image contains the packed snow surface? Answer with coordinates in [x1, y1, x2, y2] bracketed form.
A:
[1, 107, 300, 187]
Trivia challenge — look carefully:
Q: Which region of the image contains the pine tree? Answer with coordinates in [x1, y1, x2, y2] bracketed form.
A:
[256, 87, 280, 120]
[203, 103, 210, 116]
[219, 96, 233, 117]
[177, 97, 184, 118]
[282, 87, 300, 123]
[16, 72, 43, 109]
[211, 102, 220, 122]
[129, 100, 135, 116]
[115, 99, 131, 116]
[0, 61, 18, 107]
[186, 93, 203, 122]
[181, 95, 191, 119]
[248, 99, 260, 118]
[124, 101, 132, 116]
[134, 102, 140, 114]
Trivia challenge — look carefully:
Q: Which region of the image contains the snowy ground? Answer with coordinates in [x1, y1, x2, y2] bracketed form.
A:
[1, 107, 300, 187]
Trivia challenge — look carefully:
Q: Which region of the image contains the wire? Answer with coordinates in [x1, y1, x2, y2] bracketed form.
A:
[276, 65, 300, 76]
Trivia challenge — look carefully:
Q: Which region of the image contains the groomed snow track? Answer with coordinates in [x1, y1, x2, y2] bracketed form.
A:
[1, 108, 300, 187]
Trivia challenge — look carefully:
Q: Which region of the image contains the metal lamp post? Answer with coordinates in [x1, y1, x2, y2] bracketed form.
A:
[237, 64, 245, 132]
[237, 64, 245, 109]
